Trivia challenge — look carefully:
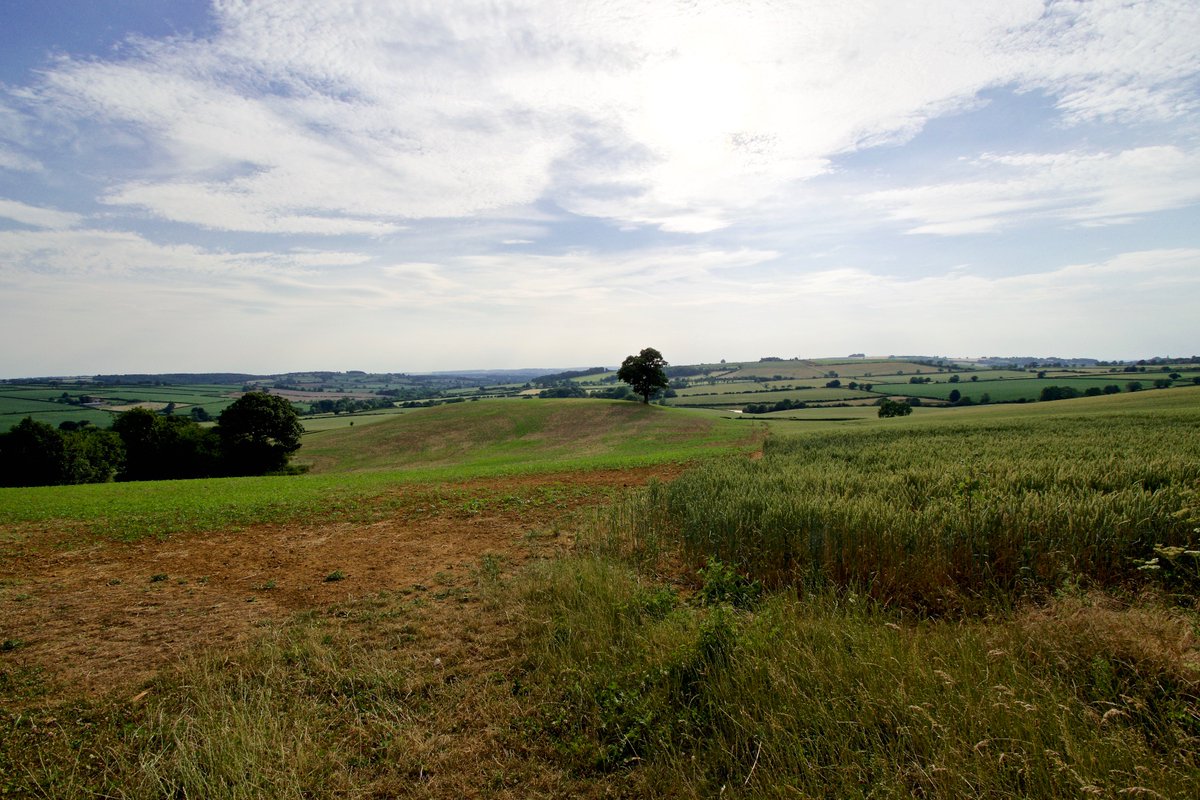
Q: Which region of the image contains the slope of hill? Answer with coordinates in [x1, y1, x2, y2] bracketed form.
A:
[296, 398, 755, 474]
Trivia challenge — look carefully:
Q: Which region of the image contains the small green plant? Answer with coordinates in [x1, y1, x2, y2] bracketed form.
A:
[149, 573, 168, 583]
[254, 579, 277, 591]
[697, 557, 762, 609]
[324, 570, 345, 583]
[0, 638, 24, 652]
[478, 553, 503, 585]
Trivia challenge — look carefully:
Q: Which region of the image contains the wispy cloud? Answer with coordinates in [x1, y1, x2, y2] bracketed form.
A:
[0, 146, 41, 172]
[0, 226, 369, 280]
[0, 199, 81, 229]
[13, 0, 1199, 235]
[862, 146, 1200, 235]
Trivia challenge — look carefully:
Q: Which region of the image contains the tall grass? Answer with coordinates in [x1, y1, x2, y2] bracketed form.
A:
[511, 557, 1200, 798]
[503, 399, 1200, 794]
[2, 615, 470, 798]
[596, 416, 1200, 611]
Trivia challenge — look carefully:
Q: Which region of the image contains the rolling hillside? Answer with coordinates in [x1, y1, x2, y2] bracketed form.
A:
[296, 398, 757, 474]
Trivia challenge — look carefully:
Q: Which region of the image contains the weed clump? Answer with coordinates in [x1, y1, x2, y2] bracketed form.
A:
[697, 557, 761, 609]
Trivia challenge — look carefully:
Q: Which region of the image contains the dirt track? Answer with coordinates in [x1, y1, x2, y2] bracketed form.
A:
[0, 467, 677, 695]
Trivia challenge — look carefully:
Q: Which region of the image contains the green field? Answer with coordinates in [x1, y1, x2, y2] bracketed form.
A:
[873, 375, 1193, 402]
[0, 400, 760, 542]
[0, 381, 240, 428]
[668, 387, 877, 407]
[3, 383, 1199, 799]
[628, 392, 1200, 606]
[719, 360, 948, 380]
[300, 407, 414, 432]
[673, 377, 873, 395]
[298, 399, 756, 474]
[0, 395, 116, 427]
[748, 404, 948, 425]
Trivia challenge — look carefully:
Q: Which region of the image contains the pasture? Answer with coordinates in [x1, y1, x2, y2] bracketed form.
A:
[668, 387, 877, 407]
[718, 359, 949, 380]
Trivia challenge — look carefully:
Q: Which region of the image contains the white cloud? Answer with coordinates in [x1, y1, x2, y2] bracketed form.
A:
[1007, 0, 1200, 124]
[863, 146, 1200, 235]
[0, 146, 41, 172]
[12, 0, 1196, 235]
[101, 181, 403, 236]
[0, 226, 370, 280]
[0, 199, 81, 229]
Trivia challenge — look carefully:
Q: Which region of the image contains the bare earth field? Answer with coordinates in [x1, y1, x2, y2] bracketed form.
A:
[0, 466, 678, 697]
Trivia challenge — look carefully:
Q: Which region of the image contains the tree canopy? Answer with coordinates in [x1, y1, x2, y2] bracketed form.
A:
[0, 393, 306, 488]
[617, 347, 669, 404]
[218, 392, 305, 475]
[878, 399, 913, 418]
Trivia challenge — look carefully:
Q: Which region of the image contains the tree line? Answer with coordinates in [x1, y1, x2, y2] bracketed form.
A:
[0, 392, 304, 488]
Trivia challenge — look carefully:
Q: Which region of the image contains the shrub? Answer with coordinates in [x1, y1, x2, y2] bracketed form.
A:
[878, 399, 912, 418]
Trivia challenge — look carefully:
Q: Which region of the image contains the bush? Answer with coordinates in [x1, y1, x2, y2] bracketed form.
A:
[1040, 385, 1082, 402]
[218, 392, 304, 476]
[697, 557, 762, 610]
[538, 385, 588, 399]
[878, 399, 912, 418]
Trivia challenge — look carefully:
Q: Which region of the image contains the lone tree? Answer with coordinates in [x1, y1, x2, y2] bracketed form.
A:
[617, 347, 669, 404]
[218, 391, 304, 475]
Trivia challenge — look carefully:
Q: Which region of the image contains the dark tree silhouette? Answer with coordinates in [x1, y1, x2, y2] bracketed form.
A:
[218, 392, 304, 475]
[617, 347, 669, 404]
[878, 399, 913, 418]
[0, 417, 67, 486]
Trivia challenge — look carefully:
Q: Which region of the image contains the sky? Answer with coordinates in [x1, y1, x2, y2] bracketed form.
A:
[1, 0, 1198, 376]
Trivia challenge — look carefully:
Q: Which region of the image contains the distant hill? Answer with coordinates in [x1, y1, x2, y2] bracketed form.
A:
[415, 368, 568, 382]
[92, 373, 267, 385]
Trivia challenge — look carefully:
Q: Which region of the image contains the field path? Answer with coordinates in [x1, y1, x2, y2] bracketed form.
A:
[0, 466, 677, 695]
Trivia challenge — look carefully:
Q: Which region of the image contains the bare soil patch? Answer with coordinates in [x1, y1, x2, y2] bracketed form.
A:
[0, 466, 679, 695]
